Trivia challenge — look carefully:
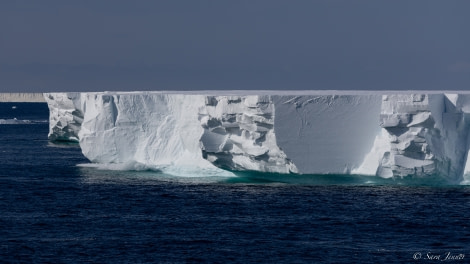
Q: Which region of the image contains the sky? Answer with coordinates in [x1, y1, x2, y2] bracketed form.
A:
[1, 0, 469, 92]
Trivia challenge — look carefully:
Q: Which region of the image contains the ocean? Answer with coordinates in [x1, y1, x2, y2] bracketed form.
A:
[1, 103, 469, 263]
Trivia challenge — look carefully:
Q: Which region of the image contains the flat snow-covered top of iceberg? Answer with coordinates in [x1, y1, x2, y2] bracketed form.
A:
[80, 90, 470, 96]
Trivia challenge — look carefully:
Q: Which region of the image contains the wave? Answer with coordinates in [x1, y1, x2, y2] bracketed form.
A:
[74, 162, 470, 186]
[0, 118, 48, 125]
[77, 162, 163, 172]
[77, 162, 236, 178]
[231, 171, 468, 186]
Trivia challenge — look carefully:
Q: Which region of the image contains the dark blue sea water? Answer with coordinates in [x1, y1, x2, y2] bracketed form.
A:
[1, 103, 470, 263]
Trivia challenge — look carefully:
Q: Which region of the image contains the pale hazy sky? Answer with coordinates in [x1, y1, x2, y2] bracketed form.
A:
[1, 0, 469, 92]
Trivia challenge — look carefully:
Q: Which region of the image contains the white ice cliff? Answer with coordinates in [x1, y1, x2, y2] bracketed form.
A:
[200, 95, 297, 174]
[44, 91, 470, 183]
[44, 93, 83, 142]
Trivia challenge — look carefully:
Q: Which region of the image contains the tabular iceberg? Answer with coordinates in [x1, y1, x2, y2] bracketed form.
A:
[44, 91, 470, 183]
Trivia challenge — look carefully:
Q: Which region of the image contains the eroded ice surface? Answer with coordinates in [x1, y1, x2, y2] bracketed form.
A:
[45, 91, 470, 183]
[44, 93, 83, 142]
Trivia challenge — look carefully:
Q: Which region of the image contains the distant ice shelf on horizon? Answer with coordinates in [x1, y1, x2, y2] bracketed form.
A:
[0, 93, 45, 102]
[44, 90, 470, 184]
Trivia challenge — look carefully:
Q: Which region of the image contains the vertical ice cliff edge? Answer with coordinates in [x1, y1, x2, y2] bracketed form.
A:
[44, 91, 470, 183]
[376, 94, 470, 183]
[44, 93, 84, 142]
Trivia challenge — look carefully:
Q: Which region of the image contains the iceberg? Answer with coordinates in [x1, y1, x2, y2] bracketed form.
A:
[44, 91, 470, 183]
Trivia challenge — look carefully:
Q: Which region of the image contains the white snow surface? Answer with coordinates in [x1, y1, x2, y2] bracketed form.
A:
[44, 91, 470, 183]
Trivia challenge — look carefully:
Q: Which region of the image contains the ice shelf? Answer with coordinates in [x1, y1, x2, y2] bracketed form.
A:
[0, 93, 45, 102]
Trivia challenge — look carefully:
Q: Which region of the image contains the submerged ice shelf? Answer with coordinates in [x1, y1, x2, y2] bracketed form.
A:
[44, 91, 470, 184]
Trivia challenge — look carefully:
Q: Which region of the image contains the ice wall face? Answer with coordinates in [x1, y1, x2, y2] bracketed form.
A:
[74, 93, 297, 174]
[44, 93, 84, 142]
[378, 94, 437, 178]
[44, 91, 470, 183]
[377, 94, 470, 183]
[273, 95, 383, 174]
[76, 93, 231, 176]
[199, 95, 297, 173]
